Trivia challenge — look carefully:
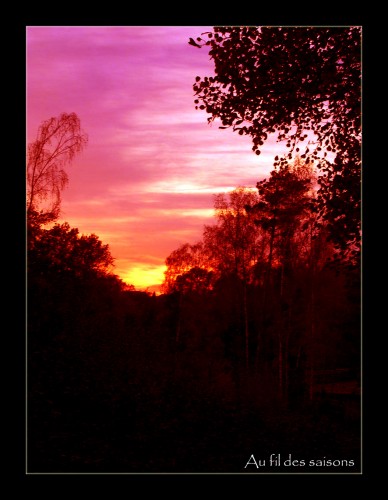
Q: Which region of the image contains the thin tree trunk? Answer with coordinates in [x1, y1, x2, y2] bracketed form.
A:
[175, 292, 183, 343]
[256, 221, 276, 372]
[309, 284, 315, 402]
[278, 334, 283, 399]
[280, 263, 284, 297]
[278, 262, 285, 401]
[243, 279, 249, 371]
[309, 228, 316, 402]
[285, 306, 291, 405]
[174, 292, 184, 382]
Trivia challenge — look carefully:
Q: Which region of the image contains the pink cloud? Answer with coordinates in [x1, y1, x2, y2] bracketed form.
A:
[27, 26, 283, 289]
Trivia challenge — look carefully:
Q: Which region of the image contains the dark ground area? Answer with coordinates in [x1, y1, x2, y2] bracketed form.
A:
[28, 384, 360, 474]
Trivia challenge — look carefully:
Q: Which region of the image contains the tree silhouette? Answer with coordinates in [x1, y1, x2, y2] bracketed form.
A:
[248, 160, 317, 397]
[190, 26, 361, 260]
[203, 187, 261, 282]
[27, 112, 88, 227]
[162, 242, 210, 294]
[28, 222, 114, 279]
[250, 162, 314, 275]
[205, 188, 264, 370]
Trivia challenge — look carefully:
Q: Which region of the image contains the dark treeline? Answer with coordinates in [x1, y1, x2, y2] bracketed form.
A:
[28, 160, 360, 473]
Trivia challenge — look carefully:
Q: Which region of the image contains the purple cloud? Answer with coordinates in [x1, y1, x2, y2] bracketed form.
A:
[27, 26, 282, 289]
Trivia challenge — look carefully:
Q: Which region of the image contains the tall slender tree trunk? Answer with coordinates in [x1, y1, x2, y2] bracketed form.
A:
[285, 306, 291, 405]
[256, 221, 276, 372]
[175, 292, 183, 344]
[278, 334, 283, 399]
[173, 292, 184, 382]
[278, 263, 284, 400]
[308, 229, 316, 402]
[309, 282, 315, 401]
[280, 262, 284, 297]
[243, 279, 249, 371]
[281, 239, 292, 405]
[278, 262, 291, 403]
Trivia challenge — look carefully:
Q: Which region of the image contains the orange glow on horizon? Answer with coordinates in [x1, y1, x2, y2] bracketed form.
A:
[118, 264, 167, 292]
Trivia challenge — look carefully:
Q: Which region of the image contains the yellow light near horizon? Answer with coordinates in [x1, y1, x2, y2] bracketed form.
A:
[120, 264, 167, 292]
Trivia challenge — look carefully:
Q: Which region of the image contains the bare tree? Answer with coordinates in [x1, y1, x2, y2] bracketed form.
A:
[27, 112, 88, 225]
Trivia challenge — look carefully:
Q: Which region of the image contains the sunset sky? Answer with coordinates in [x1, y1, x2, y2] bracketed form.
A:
[27, 26, 282, 291]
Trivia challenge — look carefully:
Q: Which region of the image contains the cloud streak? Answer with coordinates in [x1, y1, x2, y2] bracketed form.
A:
[27, 26, 283, 289]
